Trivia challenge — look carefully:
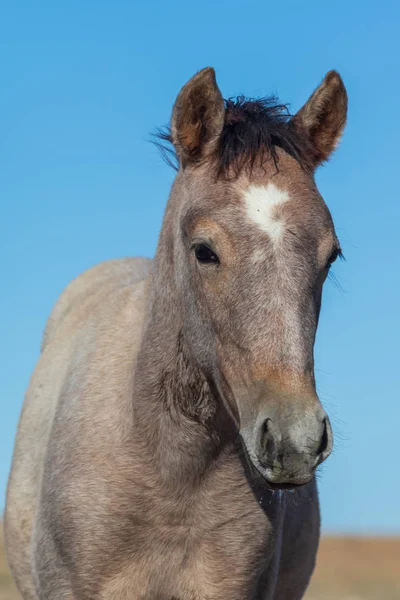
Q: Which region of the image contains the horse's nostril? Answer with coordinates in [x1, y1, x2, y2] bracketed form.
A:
[317, 417, 330, 456]
[260, 417, 270, 450]
[261, 417, 270, 437]
[258, 418, 277, 464]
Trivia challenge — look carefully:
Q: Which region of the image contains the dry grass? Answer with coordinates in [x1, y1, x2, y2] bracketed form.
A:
[304, 537, 400, 600]
[1, 525, 399, 599]
[0, 528, 17, 600]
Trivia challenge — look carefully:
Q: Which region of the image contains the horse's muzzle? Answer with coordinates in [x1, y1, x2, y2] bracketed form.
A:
[242, 409, 333, 488]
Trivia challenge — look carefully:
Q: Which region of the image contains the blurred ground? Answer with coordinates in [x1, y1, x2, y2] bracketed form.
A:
[1, 527, 399, 599]
[305, 537, 400, 600]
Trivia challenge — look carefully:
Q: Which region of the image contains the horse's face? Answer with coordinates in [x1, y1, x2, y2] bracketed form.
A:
[169, 68, 347, 488]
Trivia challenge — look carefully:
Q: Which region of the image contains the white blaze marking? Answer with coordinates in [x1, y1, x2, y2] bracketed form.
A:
[243, 184, 304, 368]
[243, 183, 290, 242]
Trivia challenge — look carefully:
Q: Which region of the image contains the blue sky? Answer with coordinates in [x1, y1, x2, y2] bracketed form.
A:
[1, 0, 399, 533]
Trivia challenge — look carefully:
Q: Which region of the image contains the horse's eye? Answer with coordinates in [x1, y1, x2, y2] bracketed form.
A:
[326, 247, 342, 269]
[194, 244, 219, 265]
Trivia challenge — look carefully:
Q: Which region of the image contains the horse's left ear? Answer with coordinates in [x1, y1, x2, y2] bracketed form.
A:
[291, 71, 348, 167]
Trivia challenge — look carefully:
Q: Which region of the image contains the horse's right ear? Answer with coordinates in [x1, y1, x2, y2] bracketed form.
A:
[171, 67, 225, 166]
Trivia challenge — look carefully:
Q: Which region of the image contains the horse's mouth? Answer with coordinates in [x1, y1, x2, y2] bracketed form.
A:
[263, 480, 305, 491]
[240, 437, 315, 491]
[251, 457, 314, 490]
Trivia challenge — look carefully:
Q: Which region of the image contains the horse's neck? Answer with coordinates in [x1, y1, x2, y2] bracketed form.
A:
[132, 259, 224, 488]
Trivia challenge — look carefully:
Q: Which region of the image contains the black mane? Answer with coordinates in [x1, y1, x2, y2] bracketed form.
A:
[155, 96, 312, 177]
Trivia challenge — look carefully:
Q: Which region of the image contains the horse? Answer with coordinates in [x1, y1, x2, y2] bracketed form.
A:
[5, 67, 347, 599]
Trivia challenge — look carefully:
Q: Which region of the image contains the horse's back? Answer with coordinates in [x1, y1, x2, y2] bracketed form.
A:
[4, 257, 151, 599]
[42, 257, 151, 350]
